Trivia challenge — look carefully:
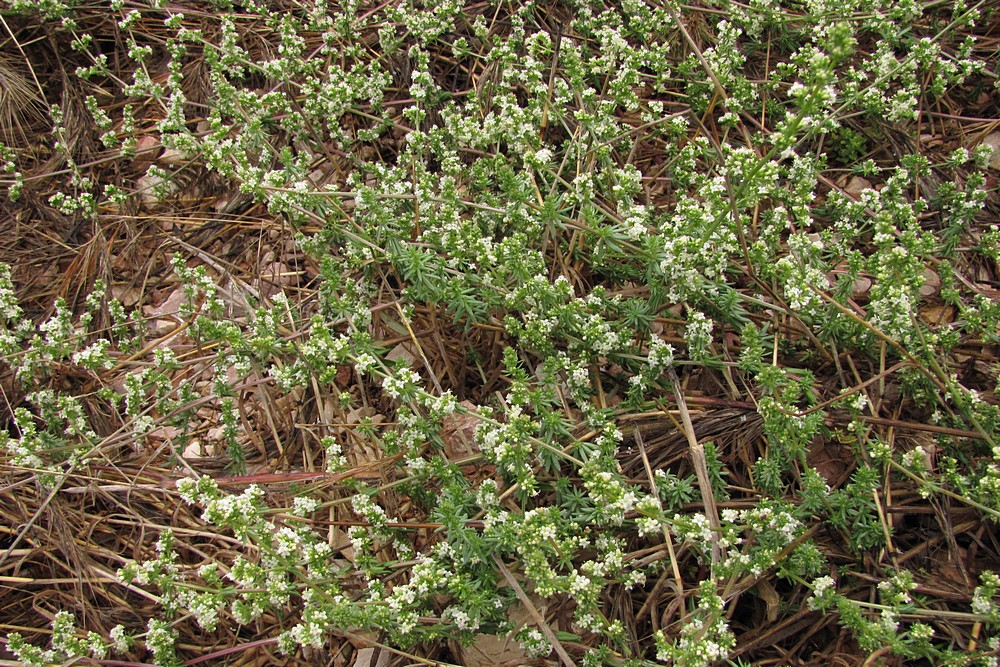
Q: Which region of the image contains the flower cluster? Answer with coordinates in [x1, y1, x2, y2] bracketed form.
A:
[7, 612, 112, 666]
[655, 580, 735, 667]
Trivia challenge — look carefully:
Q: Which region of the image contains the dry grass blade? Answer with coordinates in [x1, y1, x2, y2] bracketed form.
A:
[493, 554, 577, 667]
[0, 58, 44, 144]
[0, 18, 46, 146]
[666, 366, 723, 565]
[633, 425, 683, 595]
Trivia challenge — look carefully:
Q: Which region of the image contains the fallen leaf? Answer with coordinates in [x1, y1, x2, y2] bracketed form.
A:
[844, 175, 871, 198]
[132, 134, 162, 171]
[351, 647, 390, 667]
[981, 132, 1000, 170]
[807, 441, 851, 486]
[441, 400, 481, 461]
[110, 284, 143, 308]
[183, 439, 213, 459]
[919, 267, 940, 297]
[386, 341, 419, 367]
[257, 261, 300, 299]
[457, 591, 548, 667]
[142, 289, 187, 335]
[919, 304, 955, 325]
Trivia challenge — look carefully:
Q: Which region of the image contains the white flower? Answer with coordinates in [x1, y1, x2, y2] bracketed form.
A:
[354, 352, 377, 374]
[292, 495, 320, 516]
[809, 575, 836, 609]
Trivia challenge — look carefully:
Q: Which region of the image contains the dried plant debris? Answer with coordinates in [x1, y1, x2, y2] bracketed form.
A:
[1, 1, 1000, 666]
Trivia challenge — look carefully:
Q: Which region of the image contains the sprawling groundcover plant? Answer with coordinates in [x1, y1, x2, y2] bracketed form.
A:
[1, 0, 999, 664]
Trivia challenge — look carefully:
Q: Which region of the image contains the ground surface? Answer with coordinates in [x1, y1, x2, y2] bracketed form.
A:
[1, 2, 1000, 666]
